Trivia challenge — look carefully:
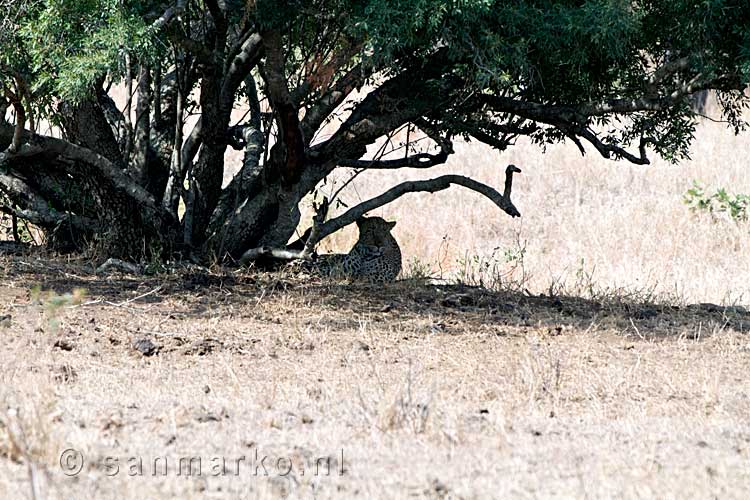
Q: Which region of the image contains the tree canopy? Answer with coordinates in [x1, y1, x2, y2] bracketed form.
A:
[0, 0, 748, 262]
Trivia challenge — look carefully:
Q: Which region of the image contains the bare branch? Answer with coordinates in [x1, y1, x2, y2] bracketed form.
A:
[304, 166, 521, 254]
[338, 151, 450, 169]
[300, 197, 329, 259]
[244, 166, 522, 265]
[503, 164, 521, 198]
[313, 168, 521, 244]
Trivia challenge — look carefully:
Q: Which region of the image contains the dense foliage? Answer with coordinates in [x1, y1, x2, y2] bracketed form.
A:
[0, 0, 748, 262]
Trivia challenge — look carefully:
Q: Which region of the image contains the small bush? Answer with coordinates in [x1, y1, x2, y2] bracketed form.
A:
[684, 181, 750, 222]
[455, 239, 530, 291]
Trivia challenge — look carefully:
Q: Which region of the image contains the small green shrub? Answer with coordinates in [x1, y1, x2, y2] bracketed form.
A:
[684, 181, 750, 222]
[402, 256, 434, 280]
[455, 239, 530, 291]
[30, 287, 87, 333]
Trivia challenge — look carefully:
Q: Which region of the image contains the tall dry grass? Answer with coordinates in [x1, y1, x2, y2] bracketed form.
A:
[303, 104, 750, 305]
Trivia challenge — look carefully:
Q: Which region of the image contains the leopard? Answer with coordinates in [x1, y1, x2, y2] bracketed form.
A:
[315, 216, 402, 282]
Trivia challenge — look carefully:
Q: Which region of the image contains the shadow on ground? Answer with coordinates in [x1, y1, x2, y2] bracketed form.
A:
[2, 250, 748, 339]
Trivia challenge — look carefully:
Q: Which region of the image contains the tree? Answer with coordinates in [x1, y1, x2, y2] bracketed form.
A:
[0, 0, 748, 263]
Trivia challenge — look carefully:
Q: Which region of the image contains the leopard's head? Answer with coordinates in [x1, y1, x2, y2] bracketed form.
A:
[355, 216, 397, 246]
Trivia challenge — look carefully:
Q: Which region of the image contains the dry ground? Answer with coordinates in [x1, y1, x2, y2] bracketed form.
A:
[1, 255, 750, 499]
[4, 94, 750, 499]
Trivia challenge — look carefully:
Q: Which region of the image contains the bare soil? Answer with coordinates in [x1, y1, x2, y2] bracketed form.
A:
[1, 253, 749, 499]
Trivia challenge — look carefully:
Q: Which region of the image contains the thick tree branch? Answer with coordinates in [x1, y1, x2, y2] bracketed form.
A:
[312, 48, 458, 167]
[261, 30, 306, 186]
[299, 63, 371, 141]
[168, 31, 214, 66]
[238, 246, 305, 264]
[209, 75, 265, 240]
[337, 119, 455, 169]
[469, 71, 744, 165]
[0, 132, 163, 214]
[576, 128, 652, 164]
[460, 117, 538, 149]
[132, 64, 152, 184]
[577, 75, 740, 115]
[291, 37, 365, 108]
[338, 124, 453, 169]
[337, 153, 444, 169]
[0, 95, 8, 124]
[0, 172, 98, 231]
[163, 46, 187, 216]
[181, 119, 202, 170]
[649, 56, 691, 87]
[205, 0, 226, 32]
[337, 150, 451, 169]
[1, 83, 25, 153]
[149, 1, 186, 31]
[0, 205, 94, 233]
[98, 88, 129, 150]
[59, 92, 126, 167]
[479, 74, 743, 124]
[221, 32, 263, 108]
[313, 168, 521, 243]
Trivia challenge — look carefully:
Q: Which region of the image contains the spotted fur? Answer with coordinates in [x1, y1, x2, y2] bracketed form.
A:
[316, 217, 401, 282]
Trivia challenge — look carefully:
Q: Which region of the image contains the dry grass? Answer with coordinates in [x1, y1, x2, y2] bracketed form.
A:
[0, 257, 750, 499]
[3, 95, 750, 498]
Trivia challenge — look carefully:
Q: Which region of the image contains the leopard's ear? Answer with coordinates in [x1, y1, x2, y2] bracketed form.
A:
[388, 220, 397, 229]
